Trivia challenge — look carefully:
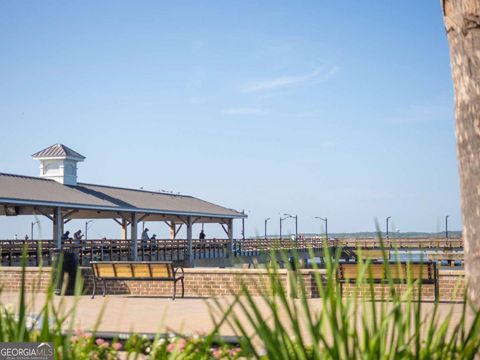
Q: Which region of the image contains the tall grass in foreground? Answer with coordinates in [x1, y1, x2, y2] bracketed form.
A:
[0, 249, 243, 359]
[212, 244, 480, 359]
[0, 244, 479, 359]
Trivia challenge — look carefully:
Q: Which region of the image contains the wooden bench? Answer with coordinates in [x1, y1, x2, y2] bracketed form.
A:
[337, 261, 439, 301]
[90, 261, 185, 300]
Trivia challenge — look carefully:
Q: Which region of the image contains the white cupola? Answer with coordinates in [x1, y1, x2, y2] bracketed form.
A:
[32, 144, 85, 186]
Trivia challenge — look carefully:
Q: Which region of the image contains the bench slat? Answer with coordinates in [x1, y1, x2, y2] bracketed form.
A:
[149, 263, 171, 278]
[132, 264, 150, 278]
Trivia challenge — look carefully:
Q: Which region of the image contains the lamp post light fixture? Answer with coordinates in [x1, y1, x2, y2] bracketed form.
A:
[242, 210, 245, 240]
[279, 216, 286, 243]
[386, 216, 391, 239]
[264, 217, 271, 240]
[85, 220, 93, 240]
[445, 215, 449, 240]
[30, 220, 40, 240]
[280, 213, 298, 244]
[315, 216, 328, 241]
[241, 210, 251, 240]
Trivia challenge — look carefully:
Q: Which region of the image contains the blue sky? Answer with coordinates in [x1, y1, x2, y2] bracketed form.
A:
[0, 1, 460, 239]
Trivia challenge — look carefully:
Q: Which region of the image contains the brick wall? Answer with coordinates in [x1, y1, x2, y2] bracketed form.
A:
[80, 268, 288, 297]
[438, 269, 466, 301]
[0, 267, 466, 302]
[297, 269, 465, 302]
[0, 267, 51, 293]
[0, 267, 288, 298]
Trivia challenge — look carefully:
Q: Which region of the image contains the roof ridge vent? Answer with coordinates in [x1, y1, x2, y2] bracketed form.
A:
[32, 144, 85, 186]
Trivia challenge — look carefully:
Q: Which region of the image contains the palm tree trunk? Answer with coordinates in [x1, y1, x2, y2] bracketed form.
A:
[442, 0, 480, 307]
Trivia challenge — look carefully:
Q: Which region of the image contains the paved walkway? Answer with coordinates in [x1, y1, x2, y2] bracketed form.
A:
[0, 292, 472, 339]
[1, 293, 243, 335]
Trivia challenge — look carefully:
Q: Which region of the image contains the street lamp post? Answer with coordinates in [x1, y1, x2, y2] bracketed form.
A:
[241, 210, 250, 240]
[280, 216, 285, 243]
[31, 221, 40, 240]
[85, 220, 93, 240]
[386, 216, 391, 239]
[264, 217, 270, 240]
[242, 210, 245, 240]
[295, 215, 298, 243]
[315, 217, 328, 240]
[280, 213, 298, 244]
[445, 215, 449, 240]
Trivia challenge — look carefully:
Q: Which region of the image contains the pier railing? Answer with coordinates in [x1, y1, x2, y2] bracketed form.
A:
[233, 237, 463, 252]
[331, 237, 463, 249]
[0, 237, 464, 266]
[0, 238, 231, 266]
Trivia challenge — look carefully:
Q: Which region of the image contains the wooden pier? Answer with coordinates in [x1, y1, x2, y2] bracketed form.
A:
[0, 237, 463, 267]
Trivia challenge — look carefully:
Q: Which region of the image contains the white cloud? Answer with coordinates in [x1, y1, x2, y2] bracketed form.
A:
[241, 66, 339, 93]
[221, 107, 268, 116]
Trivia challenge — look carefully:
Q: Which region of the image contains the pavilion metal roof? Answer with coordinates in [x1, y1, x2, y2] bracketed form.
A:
[32, 144, 86, 160]
[0, 173, 244, 220]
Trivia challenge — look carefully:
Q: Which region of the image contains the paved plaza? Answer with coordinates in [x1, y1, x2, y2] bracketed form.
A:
[0, 292, 472, 340]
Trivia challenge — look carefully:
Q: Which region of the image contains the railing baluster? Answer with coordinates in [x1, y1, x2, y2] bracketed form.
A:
[176, 239, 180, 261]
[9, 241, 12, 266]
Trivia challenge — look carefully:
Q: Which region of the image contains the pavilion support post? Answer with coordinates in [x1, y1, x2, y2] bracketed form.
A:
[227, 219, 234, 257]
[53, 207, 63, 249]
[186, 216, 193, 267]
[170, 222, 176, 240]
[130, 213, 138, 260]
[121, 218, 128, 240]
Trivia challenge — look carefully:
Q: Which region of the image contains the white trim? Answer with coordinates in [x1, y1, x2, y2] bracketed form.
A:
[32, 156, 85, 161]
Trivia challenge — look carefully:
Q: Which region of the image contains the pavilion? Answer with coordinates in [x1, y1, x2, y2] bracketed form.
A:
[0, 144, 246, 265]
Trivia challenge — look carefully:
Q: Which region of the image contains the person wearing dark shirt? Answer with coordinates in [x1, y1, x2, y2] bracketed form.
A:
[199, 230, 206, 240]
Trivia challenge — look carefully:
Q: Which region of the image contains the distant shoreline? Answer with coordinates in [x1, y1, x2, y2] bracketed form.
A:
[256, 231, 462, 239]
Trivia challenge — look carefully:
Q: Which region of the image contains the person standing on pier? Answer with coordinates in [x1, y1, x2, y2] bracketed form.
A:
[73, 230, 83, 246]
[199, 230, 206, 240]
[141, 228, 150, 240]
[74, 230, 83, 241]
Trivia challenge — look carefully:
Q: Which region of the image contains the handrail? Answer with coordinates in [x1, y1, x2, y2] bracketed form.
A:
[0, 237, 464, 267]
